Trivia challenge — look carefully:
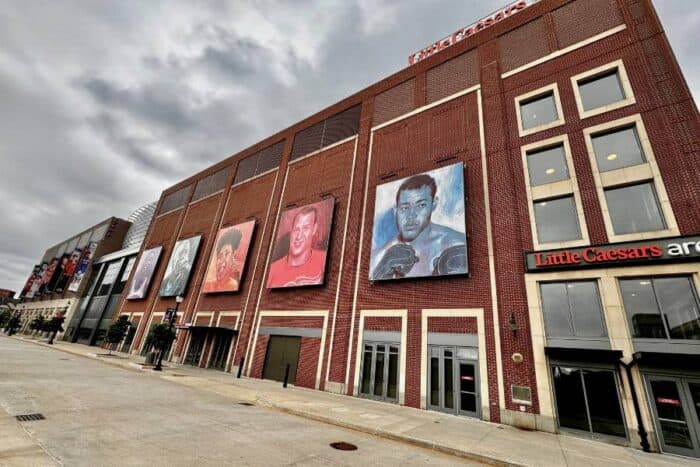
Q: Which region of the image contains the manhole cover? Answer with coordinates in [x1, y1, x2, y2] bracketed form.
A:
[329, 442, 357, 451]
[59, 358, 70, 361]
[169, 373, 187, 377]
[238, 402, 254, 406]
[16, 414, 45, 422]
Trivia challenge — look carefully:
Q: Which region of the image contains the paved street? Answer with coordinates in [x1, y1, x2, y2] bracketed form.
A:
[0, 337, 478, 466]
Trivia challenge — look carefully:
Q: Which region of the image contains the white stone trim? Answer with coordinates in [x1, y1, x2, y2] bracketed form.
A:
[477, 89, 505, 410]
[325, 137, 360, 387]
[372, 84, 481, 132]
[249, 310, 329, 389]
[420, 308, 489, 420]
[352, 309, 408, 405]
[287, 135, 357, 165]
[570, 59, 636, 120]
[515, 83, 565, 138]
[502, 25, 628, 79]
[582, 114, 680, 243]
[520, 134, 590, 250]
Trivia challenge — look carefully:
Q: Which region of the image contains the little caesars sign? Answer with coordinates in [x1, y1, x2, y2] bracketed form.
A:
[525, 236, 700, 272]
[409, 0, 540, 65]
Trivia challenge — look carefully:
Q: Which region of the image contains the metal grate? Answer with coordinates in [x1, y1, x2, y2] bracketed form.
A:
[16, 413, 45, 422]
[329, 442, 357, 451]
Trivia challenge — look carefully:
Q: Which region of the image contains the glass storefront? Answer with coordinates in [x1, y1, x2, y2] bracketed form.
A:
[551, 365, 626, 439]
[646, 375, 700, 457]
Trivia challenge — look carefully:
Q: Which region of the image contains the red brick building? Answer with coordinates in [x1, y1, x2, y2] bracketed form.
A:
[115, 0, 700, 456]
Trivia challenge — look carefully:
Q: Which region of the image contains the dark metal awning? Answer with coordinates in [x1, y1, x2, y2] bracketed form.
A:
[175, 324, 237, 333]
[633, 351, 700, 370]
[545, 347, 623, 363]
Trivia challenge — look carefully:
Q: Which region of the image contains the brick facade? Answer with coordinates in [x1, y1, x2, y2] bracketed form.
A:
[114, 0, 699, 450]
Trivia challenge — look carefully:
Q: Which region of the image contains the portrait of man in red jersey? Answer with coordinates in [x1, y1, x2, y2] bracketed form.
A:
[266, 198, 334, 289]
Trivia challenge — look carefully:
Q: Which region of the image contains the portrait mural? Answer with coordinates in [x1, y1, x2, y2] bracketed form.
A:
[159, 235, 202, 297]
[126, 246, 162, 300]
[20, 265, 41, 298]
[68, 242, 98, 292]
[203, 221, 255, 293]
[266, 198, 335, 289]
[369, 162, 468, 281]
[54, 248, 83, 292]
[27, 263, 47, 298]
[37, 258, 60, 295]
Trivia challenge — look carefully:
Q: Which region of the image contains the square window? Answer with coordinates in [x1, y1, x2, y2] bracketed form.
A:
[540, 281, 606, 338]
[520, 92, 559, 130]
[620, 277, 700, 340]
[526, 144, 569, 186]
[534, 196, 581, 243]
[605, 182, 665, 235]
[578, 70, 626, 112]
[592, 126, 646, 172]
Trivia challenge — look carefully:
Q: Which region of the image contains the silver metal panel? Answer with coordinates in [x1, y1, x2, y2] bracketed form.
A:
[363, 330, 401, 343]
[427, 332, 478, 347]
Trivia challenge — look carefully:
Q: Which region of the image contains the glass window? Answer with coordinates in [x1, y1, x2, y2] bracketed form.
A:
[591, 126, 645, 172]
[605, 182, 665, 234]
[534, 196, 581, 243]
[520, 92, 559, 130]
[552, 366, 626, 437]
[578, 70, 626, 112]
[540, 281, 606, 338]
[527, 144, 569, 186]
[620, 276, 700, 340]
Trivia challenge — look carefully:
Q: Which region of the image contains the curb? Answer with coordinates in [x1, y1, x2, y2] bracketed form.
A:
[6, 336, 519, 466]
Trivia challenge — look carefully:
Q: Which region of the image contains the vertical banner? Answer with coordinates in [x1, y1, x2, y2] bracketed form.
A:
[20, 265, 41, 298]
[37, 258, 59, 296]
[54, 249, 82, 293]
[67, 242, 98, 292]
[26, 263, 47, 298]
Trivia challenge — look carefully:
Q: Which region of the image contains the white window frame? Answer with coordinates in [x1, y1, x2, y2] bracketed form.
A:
[515, 83, 565, 138]
[571, 59, 636, 120]
[521, 134, 589, 250]
[582, 114, 679, 242]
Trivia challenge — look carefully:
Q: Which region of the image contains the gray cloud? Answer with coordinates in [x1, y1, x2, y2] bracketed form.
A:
[0, 0, 697, 295]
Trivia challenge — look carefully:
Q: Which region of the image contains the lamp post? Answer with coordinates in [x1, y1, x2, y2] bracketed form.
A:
[153, 295, 182, 371]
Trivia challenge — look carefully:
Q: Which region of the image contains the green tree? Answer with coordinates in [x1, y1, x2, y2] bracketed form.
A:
[104, 316, 132, 355]
[150, 323, 175, 354]
[0, 309, 11, 328]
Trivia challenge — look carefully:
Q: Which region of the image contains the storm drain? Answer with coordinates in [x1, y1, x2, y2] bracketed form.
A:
[238, 402, 254, 406]
[329, 442, 357, 451]
[15, 413, 45, 422]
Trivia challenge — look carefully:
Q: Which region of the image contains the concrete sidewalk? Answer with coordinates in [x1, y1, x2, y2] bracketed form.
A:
[7, 335, 698, 467]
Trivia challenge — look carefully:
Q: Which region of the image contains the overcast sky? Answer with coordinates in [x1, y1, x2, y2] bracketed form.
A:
[1, 1, 698, 295]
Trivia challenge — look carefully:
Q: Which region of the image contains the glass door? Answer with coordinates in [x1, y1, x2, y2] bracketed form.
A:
[208, 330, 233, 371]
[359, 342, 399, 402]
[428, 345, 480, 417]
[646, 376, 700, 457]
[184, 330, 206, 366]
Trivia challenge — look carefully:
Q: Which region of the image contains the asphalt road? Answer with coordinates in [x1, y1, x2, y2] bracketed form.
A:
[0, 337, 478, 466]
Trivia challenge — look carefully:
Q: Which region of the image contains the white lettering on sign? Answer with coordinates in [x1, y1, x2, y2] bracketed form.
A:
[408, 0, 539, 65]
[667, 241, 700, 256]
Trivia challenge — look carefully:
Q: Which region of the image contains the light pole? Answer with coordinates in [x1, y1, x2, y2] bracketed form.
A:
[153, 295, 182, 371]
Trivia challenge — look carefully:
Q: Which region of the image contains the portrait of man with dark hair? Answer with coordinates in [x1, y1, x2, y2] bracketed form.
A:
[159, 236, 201, 297]
[267, 198, 334, 289]
[202, 221, 255, 293]
[370, 163, 468, 281]
[126, 246, 162, 300]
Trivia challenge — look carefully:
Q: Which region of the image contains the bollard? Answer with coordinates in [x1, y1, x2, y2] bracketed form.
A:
[237, 357, 245, 379]
[283, 364, 290, 388]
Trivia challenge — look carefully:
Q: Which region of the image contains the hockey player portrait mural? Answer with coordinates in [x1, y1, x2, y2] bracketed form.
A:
[370, 162, 468, 281]
[267, 198, 335, 289]
[126, 246, 162, 299]
[159, 236, 201, 297]
[68, 242, 98, 292]
[202, 221, 255, 293]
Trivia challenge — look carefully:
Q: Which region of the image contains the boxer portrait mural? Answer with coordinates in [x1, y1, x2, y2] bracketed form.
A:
[202, 221, 255, 293]
[370, 162, 468, 281]
[267, 198, 334, 289]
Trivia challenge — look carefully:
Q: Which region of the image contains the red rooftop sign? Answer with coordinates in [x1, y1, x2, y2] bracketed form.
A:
[409, 0, 539, 65]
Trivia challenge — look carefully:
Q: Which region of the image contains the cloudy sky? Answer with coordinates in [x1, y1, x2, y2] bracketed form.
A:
[1, 0, 698, 294]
